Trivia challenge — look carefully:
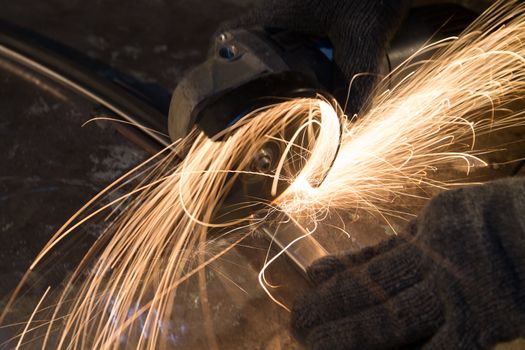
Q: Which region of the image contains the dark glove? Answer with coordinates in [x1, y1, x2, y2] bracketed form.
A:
[292, 177, 525, 349]
[224, 0, 410, 114]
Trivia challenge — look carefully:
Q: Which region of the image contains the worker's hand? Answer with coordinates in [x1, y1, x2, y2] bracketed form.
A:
[224, 0, 410, 114]
[292, 177, 525, 349]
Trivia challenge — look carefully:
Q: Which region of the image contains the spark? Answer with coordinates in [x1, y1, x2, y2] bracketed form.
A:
[15, 287, 50, 350]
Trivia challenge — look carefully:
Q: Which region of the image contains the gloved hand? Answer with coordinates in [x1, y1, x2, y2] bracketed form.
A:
[224, 0, 410, 114]
[292, 177, 525, 349]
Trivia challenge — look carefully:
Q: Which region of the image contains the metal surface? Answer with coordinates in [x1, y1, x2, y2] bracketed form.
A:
[258, 212, 328, 276]
[0, 31, 170, 147]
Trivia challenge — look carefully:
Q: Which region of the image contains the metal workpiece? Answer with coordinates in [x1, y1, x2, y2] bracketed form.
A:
[0, 22, 171, 149]
[257, 211, 328, 277]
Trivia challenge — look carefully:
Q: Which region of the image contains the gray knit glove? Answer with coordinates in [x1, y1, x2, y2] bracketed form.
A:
[225, 0, 410, 114]
[292, 177, 525, 349]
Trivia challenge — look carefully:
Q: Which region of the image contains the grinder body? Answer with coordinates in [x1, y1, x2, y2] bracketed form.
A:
[168, 4, 476, 142]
